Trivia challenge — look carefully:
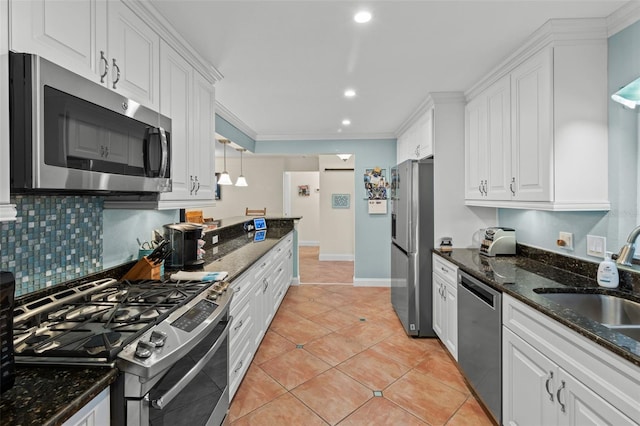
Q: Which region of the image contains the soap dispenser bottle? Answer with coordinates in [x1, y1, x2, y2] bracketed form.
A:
[597, 251, 619, 288]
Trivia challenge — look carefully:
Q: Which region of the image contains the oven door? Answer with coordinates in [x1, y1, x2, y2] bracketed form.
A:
[126, 318, 231, 426]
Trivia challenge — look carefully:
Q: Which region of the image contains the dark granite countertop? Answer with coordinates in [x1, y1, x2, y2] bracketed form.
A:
[434, 248, 640, 366]
[2, 218, 296, 426]
[0, 367, 118, 426]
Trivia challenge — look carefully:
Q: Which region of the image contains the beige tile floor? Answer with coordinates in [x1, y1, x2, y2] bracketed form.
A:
[299, 246, 354, 284]
[228, 264, 496, 425]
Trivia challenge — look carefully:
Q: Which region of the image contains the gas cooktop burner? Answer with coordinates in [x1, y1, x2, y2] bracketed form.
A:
[84, 331, 122, 354]
[12, 278, 215, 362]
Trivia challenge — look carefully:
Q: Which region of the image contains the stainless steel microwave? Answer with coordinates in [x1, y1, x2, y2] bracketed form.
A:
[9, 52, 172, 193]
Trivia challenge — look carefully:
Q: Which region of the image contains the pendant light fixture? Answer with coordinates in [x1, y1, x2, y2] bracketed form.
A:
[235, 148, 248, 187]
[218, 139, 233, 185]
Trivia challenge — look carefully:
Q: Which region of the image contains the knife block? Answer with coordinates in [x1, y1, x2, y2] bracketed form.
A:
[122, 257, 162, 281]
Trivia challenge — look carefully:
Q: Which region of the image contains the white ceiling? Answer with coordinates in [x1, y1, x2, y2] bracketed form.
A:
[150, 0, 626, 142]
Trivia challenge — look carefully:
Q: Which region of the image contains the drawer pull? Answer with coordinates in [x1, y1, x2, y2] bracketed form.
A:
[234, 320, 243, 331]
[544, 371, 554, 402]
[234, 360, 243, 373]
[556, 380, 566, 413]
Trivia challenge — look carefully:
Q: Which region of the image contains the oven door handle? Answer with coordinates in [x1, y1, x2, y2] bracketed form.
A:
[150, 316, 233, 410]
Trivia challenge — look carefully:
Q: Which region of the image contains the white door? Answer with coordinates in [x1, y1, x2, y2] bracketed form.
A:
[557, 370, 637, 426]
[159, 41, 192, 201]
[191, 72, 216, 199]
[432, 274, 445, 339]
[465, 95, 487, 200]
[510, 48, 553, 201]
[11, 0, 104, 82]
[503, 328, 557, 426]
[107, 2, 159, 109]
[486, 74, 512, 200]
[443, 281, 457, 360]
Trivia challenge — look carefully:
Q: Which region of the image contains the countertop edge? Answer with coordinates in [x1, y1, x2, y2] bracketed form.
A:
[44, 369, 118, 426]
[433, 249, 640, 367]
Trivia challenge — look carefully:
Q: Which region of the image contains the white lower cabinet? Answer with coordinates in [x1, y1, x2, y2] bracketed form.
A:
[503, 295, 640, 426]
[432, 254, 458, 360]
[62, 388, 110, 426]
[228, 232, 294, 399]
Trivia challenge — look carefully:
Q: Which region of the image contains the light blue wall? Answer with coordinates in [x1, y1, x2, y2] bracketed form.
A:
[499, 20, 640, 260]
[215, 114, 257, 152]
[256, 138, 396, 280]
[102, 209, 179, 268]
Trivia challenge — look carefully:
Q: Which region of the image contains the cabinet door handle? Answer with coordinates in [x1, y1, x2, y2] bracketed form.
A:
[478, 181, 483, 195]
[544, 371, 554, 402]
[194, 176, 200, 195]
[233, 319, 243, 331]
[556, 380, 566, 413]
[483, 180, 488, 196]
[263, 278, 269, 292]
[100, 51, 109, 83]
[189, 175, 195, 195]
[104, 146, 109, 158]
[510, 177, 516, 196]
[233, 286, 240, 294]
[112, 58, 121, 89]
[234, 360, 243, 373]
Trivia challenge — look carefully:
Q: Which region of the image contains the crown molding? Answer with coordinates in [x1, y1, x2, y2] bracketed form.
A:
[465, 18, 608, 100]
[215, 101, 258, 140]
[125, 0, 223, 84]
[395, 92, 465, 136]
[256, 132, 396, 141]
[607, 1, 640, 37]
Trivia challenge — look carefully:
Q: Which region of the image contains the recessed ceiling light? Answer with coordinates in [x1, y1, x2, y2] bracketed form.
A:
[344, 89, 356, 98]
[342, 119, 351, 126]
[354, 11, 372, 24]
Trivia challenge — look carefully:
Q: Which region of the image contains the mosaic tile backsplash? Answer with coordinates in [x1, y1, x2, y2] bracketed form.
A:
[0, 195, 103, 296]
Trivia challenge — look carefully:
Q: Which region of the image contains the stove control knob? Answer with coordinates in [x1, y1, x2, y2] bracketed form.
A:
[150, 330, 168, 347]
[220, 281, 229, 291]
[135, 340, 156, 358]
[207, 291, 218, 301]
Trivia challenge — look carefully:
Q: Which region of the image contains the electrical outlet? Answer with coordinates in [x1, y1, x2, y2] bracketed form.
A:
[557, 232, 573, 250]
[211, 234, 219, 245]
[587, 235, 606, 258]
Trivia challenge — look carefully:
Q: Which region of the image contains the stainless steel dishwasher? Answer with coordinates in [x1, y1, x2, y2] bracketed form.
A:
[457, 270, 502, 424]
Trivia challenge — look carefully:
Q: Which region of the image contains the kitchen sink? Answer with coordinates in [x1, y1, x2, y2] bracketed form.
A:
[538, 292, 640, 326]
[607, 326, 640, 341]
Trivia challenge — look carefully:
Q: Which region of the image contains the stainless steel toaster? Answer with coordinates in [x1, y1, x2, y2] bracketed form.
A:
[480, 227, 516, 256]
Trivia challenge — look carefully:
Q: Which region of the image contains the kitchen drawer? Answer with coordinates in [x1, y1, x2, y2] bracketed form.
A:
[433, 254, 458, 284]
[229, 337, 253, 400]
[230, 297, 254, 354]
[230, 272, 256, 313]
[503, 294, 640, 423]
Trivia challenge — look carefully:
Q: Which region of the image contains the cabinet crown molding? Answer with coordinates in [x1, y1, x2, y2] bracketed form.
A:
[465, 18, 608, 101]
[127, 0, 223, 84]
[395, 91, 464, 137]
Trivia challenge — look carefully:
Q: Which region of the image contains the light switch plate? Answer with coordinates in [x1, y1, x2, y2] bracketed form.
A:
[587, 235, 606, 258]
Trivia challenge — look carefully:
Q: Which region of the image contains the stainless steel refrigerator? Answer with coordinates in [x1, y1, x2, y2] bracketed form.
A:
[390, 159, 435, 337]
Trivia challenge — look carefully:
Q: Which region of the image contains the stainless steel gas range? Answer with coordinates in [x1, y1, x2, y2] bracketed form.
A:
[12, 277, 233, 426]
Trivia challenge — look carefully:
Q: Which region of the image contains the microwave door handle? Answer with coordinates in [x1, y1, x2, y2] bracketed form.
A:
[159, 128, 168, 178]
[150, 317, 232, 410]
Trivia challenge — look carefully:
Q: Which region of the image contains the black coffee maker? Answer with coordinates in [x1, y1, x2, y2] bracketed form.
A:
[163, 223, 205, 270]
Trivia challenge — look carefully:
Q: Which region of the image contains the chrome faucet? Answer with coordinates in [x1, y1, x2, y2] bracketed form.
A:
[616, 225, 640, 265]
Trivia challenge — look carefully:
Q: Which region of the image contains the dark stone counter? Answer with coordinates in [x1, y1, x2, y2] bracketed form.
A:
[434, 248, 640, 366]
[2, 218, 296, 425]
[0, 367, 118, 426]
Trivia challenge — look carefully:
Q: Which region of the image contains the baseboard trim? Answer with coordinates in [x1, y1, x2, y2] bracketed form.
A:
[318, 254, 355, 261]
[298, 240, 320, 247]
[291, 276, 300, 286]
[353, 278, 391, 287]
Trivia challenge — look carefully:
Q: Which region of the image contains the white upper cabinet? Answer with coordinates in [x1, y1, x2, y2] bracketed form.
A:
[10, 0, 160, 110]
[158, 41, 192, 202]
[396, 107, 433, 163]
[1, 0, 16, 222]
[464, 20, 610, 211]
[190, 71, 216, 201]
